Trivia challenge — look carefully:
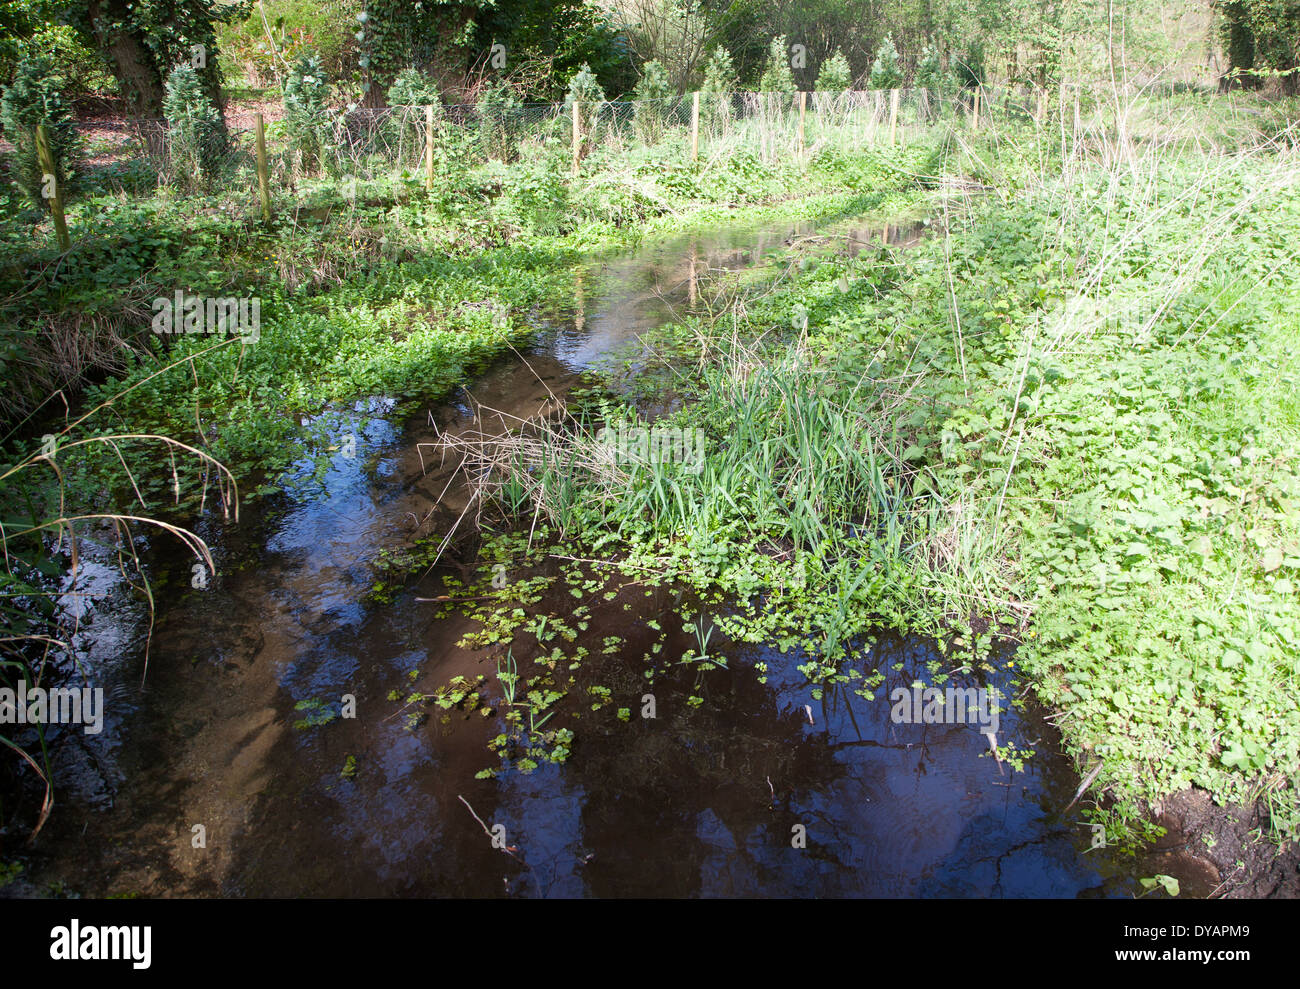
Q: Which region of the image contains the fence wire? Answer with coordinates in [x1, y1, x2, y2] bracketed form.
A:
[66, 87, 1049, 198]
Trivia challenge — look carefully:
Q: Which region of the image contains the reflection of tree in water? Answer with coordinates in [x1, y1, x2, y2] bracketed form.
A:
[562, 640, 855, 897]
[921, 810, 1116, 898]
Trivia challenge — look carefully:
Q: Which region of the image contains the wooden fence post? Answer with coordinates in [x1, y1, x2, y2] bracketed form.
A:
[798, 91, 806, 158]
[571, 100, 581, 178]
[254, 113, 272, 223]
[34, 124, 70, 250]
[972, 87, 981, 130]
[691, 91, 700, 163]
[888, 88, 900, 145]
[425, 105, 435, 190]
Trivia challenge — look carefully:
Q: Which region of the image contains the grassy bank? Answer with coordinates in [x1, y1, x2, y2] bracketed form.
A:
[0, 133, 934, 504]
[435, 94, 1300, 844]
[0, 117, 932, 839]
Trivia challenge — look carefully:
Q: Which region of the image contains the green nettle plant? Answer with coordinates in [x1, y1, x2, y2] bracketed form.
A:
[163, 64, 223, 190]
[633, 60, 673, 144]
[283, 54, 332, 174]
[564, 63, 607, 149]
[1, 54, 76, 208]
[815, 49, 852, 92]
[869, 34, 903, 90]
[760, 35, 797, 94]
[477, 80, 521, 161]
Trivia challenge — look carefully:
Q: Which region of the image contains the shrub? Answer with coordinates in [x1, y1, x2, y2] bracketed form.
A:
[700, 47, 738, 130]
[163, 64, 224, 190]
[815, 49, 852, 92]
[702, 46, 737, 95]
[283, 54, 332, 174]
[915, 45, 955, 118]
[386, 67, 440, 108]
[915, 46, 947, 95]
[760, 35, 797, 94]
[217, 0, 357, 85]
[477, 80, 522, 161]
[492, 155, 571, 236]
[385, 68, 442, 159]
[564, 63, 606, 150]
[954, 43, 985, 89]
[633, 60, 673, 144]
[869, 34, 903, 91]
[1, 23, 108, 101]
[1, 55, 77, 208]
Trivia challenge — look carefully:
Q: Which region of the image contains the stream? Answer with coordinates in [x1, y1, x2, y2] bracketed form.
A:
[7, 212, 1209, 898]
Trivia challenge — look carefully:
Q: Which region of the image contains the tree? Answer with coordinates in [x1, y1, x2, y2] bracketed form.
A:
[1, 53, 77, 208]
[633, 59, 673, 143]
[815, 47, 852, 91]
[1, 1, 104, 97]
[1218, 0, 1300, 92]
[1221, 1, 1259, 87]
[759, 34, 796, 92]
[162, 63, 222, 188]
[358, 0, 634, 103]
[869, 33, 903, 89]
[757, 0, 879, 90]
[75, 0, 244, 122]
[612, 0, 765, 92]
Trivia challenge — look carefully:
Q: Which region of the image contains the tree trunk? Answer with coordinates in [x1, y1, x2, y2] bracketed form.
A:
[86, 0, 166, 120]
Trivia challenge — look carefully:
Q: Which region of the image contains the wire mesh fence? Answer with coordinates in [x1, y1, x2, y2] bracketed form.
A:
[62, 86, 1049, 205]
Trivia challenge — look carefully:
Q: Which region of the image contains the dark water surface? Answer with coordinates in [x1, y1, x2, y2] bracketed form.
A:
[9, 214, 1198, 898]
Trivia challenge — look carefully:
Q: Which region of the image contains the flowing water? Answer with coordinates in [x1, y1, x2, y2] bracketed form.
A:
[6, 214, 1210, 898]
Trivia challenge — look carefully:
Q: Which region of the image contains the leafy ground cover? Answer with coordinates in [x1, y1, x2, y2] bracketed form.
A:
[428, 95, 1300, 847]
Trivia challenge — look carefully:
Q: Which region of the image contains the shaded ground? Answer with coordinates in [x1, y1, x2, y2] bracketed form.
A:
[1148, 789, 1300, 898]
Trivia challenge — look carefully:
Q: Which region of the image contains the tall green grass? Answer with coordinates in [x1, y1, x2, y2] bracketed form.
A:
[435, 85, 1300, 843]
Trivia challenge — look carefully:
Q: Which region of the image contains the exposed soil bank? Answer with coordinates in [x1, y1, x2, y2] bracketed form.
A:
[1143, 790, 1300, 898]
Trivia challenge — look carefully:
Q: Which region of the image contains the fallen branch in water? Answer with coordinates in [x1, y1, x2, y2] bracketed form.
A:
[458, 794, 523, 861]
[1064, 759, 1106, 812]
[415, 593, 502, 603]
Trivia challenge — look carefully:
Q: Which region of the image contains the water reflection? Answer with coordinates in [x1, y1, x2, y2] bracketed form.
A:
[11, 213, 1171, 899]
